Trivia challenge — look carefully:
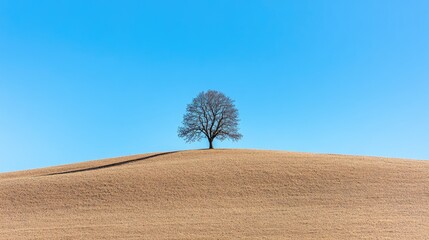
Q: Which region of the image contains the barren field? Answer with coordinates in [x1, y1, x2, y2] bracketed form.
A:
[1, 149, 428, 239]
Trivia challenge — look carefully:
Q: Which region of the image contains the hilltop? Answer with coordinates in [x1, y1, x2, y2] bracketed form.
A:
[1, 149, 428, 239]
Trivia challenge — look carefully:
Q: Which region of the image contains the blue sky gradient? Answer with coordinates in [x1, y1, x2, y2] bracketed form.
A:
[1, 0, 428, 172]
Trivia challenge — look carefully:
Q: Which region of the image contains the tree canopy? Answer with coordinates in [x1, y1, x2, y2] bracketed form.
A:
[178, 90, 242, 149]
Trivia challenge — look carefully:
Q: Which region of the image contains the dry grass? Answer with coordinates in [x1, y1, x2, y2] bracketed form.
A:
[1, 149, 428, 239]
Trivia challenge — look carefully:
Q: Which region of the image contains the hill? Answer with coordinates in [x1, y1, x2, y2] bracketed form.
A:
[1, 149, 428, 239]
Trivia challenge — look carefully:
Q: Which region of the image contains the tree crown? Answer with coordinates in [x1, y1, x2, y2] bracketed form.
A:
[178, 90, 242, 148]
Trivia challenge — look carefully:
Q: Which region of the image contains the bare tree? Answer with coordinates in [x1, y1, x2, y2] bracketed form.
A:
[178, 90, 242, 149]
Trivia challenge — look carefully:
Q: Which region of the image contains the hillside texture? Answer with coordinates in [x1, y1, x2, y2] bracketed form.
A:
[1, 149, 428, 239]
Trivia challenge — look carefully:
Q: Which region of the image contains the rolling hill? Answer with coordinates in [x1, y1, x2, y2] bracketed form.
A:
[1, 149, 428, 239]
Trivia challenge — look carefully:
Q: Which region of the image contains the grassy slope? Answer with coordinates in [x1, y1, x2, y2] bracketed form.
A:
[1, 149, 428, 239]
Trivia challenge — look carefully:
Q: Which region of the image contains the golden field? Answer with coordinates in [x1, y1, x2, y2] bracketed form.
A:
[1, 149, 428, 239]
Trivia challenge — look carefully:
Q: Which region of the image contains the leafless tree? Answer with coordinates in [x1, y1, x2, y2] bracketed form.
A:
[178, 90, 242, 149]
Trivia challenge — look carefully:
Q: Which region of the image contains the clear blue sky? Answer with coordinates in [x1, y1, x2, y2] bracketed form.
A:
[1, 1, 428, 172]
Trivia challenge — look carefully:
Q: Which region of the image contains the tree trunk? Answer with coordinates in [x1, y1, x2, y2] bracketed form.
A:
[209, 139, 214, 149]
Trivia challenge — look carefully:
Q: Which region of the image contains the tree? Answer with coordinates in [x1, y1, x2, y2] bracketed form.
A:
[178, 90, 242, 149]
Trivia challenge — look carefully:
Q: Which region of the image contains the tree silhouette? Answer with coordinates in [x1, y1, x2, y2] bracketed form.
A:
[178, 90, 242, 149]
